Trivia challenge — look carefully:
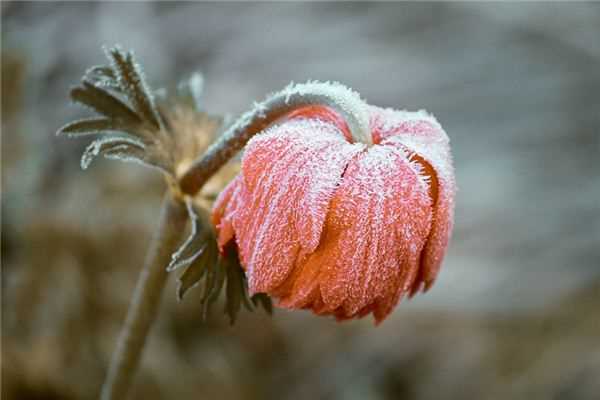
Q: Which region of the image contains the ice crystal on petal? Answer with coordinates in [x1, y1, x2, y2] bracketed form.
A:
[278, 144, 433, 323]
[212, 97, 455, 324]
[369, 105, 456, 293]
[235, 118, 364, 294]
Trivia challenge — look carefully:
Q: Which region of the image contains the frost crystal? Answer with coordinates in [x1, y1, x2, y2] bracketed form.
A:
[212, 103, 456, 324]
[80, 136, 145, 170]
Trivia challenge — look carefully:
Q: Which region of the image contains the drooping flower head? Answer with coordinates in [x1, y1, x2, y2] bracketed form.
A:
[212, 83, 455, 324]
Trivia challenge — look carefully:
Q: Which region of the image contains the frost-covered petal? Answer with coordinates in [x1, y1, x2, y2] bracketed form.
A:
[234, 118, 365, 294]
[369, 106, 456, 294]
[279, 144, 433, 323]
[212, 175, 245, 251]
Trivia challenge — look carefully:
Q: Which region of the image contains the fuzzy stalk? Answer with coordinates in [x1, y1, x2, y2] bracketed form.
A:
[101, 192, 188, 400]
[179, 83, 370, 196]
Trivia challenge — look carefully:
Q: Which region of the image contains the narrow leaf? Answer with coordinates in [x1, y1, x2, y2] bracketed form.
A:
[200, 249, 217, 320]
[57, 117, 138, 138]
[103, 144, 148, 164]
[168, 199, 209, 271]
[80, 136, 144, 170]
[70, 82, 141, 124]
[251, 293, 273, 315]
[177, 259, 209, 301]
[224, 263, 242, 324]
[208, 258, 226, 305]
[108, 46, 163, 129]
[84, 65, 116, 81]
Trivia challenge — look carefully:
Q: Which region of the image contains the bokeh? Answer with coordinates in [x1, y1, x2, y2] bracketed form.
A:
[2, 2, 600, 399]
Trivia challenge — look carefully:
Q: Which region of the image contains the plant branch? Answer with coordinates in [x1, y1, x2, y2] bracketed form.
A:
[179, 81, 371, 195]
[100, 192, 188, 400]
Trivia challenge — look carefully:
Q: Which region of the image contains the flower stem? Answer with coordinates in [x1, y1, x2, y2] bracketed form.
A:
[179, 81, 370, 196]
[100, 191, 188, 400]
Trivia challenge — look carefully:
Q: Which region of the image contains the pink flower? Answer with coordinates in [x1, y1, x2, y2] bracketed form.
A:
[212, 104, 455, 324]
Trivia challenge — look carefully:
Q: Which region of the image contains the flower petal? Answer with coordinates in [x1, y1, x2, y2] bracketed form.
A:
[279, 144, 433, 323]
[235, 118, 365, 294]
[212, 175, 245, 251]
[370, 106, 456, 294]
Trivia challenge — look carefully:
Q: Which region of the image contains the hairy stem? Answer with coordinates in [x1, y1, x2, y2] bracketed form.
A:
[179, 82, 370, 195]
[101, 192, 188, 400]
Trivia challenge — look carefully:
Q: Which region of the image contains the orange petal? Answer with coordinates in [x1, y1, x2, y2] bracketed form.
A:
[280, 144, 433, 323]
[234, 118, 365, 294]
[370, 106, 456, 295]
[212, 175, 244, 251]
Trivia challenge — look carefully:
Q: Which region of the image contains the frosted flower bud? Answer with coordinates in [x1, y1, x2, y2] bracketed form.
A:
[212, 104, 455, 324]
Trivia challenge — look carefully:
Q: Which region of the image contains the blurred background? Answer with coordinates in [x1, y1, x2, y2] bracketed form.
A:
[2, 2, 600, 399]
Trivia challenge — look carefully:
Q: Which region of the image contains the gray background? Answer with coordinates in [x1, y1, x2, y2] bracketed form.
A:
[3, 2, 600, 400]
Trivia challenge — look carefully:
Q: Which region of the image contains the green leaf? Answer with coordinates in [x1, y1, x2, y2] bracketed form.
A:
[222, 247, 255, 323]
[200, 246, 218, 319]
[251, 293, 273, 315]
[70, 82, 141, 124]
[107, 46, 163, 130]
[177, 256, 209, 301]
[208, 257, 226, 305]
[224, 260, 242, 325]
[168, 200, 212, 272]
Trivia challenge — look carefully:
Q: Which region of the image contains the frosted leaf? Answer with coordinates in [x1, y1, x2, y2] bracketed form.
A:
[168, 198, 206, 272]
[84, 64, 117, 81]
[57, 117, 139, 138]
[106, 45, 163, 130]
[80, 136, 145, 170]
[69, 82, 141, 125]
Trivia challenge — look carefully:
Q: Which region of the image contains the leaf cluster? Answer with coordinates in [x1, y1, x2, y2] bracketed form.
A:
[57, 46, 171, 171]
[58, 45, 272, 324]
[170, 200, 272, 324]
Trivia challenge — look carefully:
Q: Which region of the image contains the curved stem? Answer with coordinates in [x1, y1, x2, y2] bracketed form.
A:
[100, 191, 188, 400]
[179, 81, 371, 195]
